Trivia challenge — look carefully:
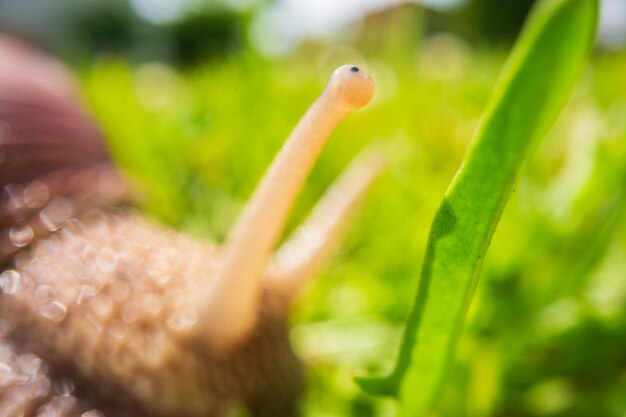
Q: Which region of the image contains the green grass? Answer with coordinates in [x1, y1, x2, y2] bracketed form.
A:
[357, 1, 598, 415]
[83, 24, 626, 417]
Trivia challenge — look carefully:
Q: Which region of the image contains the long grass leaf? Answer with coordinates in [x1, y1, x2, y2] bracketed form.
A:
[355, 0, 598, 415]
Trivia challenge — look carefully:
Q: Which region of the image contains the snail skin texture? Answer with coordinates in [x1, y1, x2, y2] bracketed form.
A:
[0, 51, 379, 417]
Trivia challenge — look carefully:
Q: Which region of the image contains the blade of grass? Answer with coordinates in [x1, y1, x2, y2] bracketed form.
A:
[355, 0, 598, 414]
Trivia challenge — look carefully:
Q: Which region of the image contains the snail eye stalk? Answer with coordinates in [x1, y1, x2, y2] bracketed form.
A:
[200, 65, 375, 353]
[266, 146, 387, 302]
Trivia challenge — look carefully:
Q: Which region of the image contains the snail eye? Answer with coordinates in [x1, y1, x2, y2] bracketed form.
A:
[350, 66, 359, 72]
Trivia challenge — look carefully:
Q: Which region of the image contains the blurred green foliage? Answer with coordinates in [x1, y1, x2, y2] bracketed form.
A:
[0, 0, 245, 65]
[432, 0, 536, 43]
[82, 32, 626, 417]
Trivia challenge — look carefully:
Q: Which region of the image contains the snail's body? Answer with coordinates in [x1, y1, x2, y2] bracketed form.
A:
[0, 38, 378, 417]
[2, 212, 303, 417]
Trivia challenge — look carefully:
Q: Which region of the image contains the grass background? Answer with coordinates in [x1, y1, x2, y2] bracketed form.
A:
[82, 41, 626, 417]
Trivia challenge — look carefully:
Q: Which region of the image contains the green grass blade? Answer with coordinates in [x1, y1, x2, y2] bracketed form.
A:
[355, 0, 598, 414]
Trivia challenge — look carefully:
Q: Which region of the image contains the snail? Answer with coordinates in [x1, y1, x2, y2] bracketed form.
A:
[0, 38, 383, 417]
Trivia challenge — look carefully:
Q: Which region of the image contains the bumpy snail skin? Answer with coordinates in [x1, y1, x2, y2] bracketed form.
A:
[1, 212, 304, 417]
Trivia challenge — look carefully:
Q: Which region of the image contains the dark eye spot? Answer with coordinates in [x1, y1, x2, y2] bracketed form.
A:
[350, 66, 359, 72]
